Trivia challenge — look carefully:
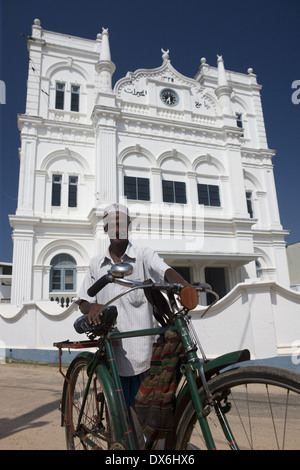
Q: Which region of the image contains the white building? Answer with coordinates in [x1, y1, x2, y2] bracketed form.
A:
[1, 20, 299, 364]
[287, 242, 300, 292]
[0, 263, 12, 303]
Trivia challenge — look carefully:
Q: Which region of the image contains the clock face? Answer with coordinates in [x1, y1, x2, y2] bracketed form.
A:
[160, 88, 179, 106]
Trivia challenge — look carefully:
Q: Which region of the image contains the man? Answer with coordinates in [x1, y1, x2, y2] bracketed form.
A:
[75, 203, 190, 408]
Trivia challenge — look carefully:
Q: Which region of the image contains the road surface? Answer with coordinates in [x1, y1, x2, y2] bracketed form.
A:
[0, 362, 66, 450]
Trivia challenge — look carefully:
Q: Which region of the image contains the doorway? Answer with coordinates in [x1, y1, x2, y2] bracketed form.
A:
[205, 267, 227, 305]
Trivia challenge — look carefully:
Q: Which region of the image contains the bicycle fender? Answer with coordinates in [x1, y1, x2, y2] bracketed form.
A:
[203, 349, 251, 378]
[174, 349, 250, 422]
[95, 363, 124, 444]
[165, 349, 250, 449]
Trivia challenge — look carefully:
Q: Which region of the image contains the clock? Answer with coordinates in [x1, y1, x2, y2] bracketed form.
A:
[160, 88, 179, 106]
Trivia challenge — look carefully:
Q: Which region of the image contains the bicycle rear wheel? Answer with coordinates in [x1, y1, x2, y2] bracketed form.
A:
[172, 365, 300, 450]
[63, 355, 117, 450]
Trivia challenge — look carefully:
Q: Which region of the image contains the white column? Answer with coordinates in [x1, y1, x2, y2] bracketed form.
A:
[187, 172, 198, 207]
[151, 168, 162, 204]
[32, 265, 43, 301]
[225, 147, 249, 218]
[263, 165, 282, 230]
[16, 135, 38, 216]
[94, 114, 118, 205]
[34, 170, 47, 215]
[26, 19, 44, 115]
[10, 221, 36, 305]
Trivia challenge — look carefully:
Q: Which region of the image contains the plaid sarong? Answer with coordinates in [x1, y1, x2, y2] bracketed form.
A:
[134, 330, 183, 440]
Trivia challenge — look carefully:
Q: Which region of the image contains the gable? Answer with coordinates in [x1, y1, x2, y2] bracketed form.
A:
[114, 55, 218, 117]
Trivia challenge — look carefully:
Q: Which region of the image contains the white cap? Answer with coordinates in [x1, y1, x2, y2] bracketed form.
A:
[102, 203, 130, 220]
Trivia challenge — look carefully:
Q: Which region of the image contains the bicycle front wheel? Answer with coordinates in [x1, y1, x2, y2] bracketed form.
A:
[63, 355, 117, 450]
[173, 365, 300, 450]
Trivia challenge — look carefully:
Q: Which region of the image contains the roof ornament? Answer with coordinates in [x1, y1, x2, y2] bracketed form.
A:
[215, 54, 233, 115]
[161, 48, 170, 61]
[100, 27, 112, 62]
[217, 54, 228, 87]
[95, 27, 116, 94]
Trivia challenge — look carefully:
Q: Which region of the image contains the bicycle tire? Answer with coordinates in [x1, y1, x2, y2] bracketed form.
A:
[171, 365, 300, 450]
[63, 355, 117, 450]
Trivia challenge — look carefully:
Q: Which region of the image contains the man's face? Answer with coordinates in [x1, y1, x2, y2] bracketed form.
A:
[104, 211, 129, 240]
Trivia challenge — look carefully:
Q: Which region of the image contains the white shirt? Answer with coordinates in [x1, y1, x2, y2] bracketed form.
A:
[77, 242, 170, 376]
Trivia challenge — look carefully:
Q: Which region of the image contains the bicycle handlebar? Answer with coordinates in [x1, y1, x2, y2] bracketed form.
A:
[87, 270, 219, 314]
[87, 273, 114, 297]
[88, 273, 213, 297]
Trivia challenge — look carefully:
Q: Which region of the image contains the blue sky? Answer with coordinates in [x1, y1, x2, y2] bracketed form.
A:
[0, 0, 299, 263]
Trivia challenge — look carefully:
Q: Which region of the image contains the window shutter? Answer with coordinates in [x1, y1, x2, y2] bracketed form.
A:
[208, 185, 220, 206]
[55, 83, 65, 110]
[137, 177, 150, 201]
[198, 184, 209, 205]
[68, 176, 78, 207]
[162, 180, 175, 203]
[52, 175, 62, 206]
[174, 181, 187, 203]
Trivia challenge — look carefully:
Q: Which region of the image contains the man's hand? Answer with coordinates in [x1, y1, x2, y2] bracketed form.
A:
[87, 303, 105, 325]
[79, 300, 105, 325]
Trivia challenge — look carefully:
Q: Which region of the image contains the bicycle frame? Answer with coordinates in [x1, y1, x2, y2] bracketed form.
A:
[55, 311, 250, 450]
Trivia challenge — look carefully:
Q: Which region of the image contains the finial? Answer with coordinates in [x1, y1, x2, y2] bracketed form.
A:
[215, 54, 232, 115]
[96, 26, 116, 92]
[161, 48, 170, 61]
[217, 54, 228, 87]
[200, 57, 210, 72]
[32, 18, 42, 38]
[247, 67, 257, 79]
[100, 27, 112, 62]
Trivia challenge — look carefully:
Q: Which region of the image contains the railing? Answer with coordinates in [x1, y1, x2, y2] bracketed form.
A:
[49, 293, 76, 308]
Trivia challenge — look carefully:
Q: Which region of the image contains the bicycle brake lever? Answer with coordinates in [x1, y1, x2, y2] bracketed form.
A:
[194, 282, 212, 292]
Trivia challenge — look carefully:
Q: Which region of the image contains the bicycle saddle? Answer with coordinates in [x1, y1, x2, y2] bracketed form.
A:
[74, 305, 118, 335]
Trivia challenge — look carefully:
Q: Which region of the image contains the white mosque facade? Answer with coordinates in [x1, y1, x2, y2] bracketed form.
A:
[1, 20, 299, 364]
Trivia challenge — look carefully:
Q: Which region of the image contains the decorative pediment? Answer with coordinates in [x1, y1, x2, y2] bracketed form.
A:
[114, 54, 218, 117]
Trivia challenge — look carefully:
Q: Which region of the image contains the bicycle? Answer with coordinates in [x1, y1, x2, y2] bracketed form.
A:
[54, 262, 300, 450]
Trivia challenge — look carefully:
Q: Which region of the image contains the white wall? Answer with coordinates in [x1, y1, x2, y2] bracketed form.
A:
[0, 281, 299, 364]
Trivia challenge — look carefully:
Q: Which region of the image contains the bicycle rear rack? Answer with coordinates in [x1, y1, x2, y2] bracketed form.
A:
[53, 339, 104, 436]
[53, 339, 102, 376]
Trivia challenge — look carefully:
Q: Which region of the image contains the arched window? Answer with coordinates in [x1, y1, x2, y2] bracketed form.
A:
[50, 254, 76, 292]
[256, 260, 262, 278]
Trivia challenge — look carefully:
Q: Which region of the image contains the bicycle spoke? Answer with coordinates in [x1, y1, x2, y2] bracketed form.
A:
[281, 389, 289, 449]
[265, 384, 280, 449]
[172, 366, 300, 450]
[64, 357, 116, 450]
[224, 384, 298, 450]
